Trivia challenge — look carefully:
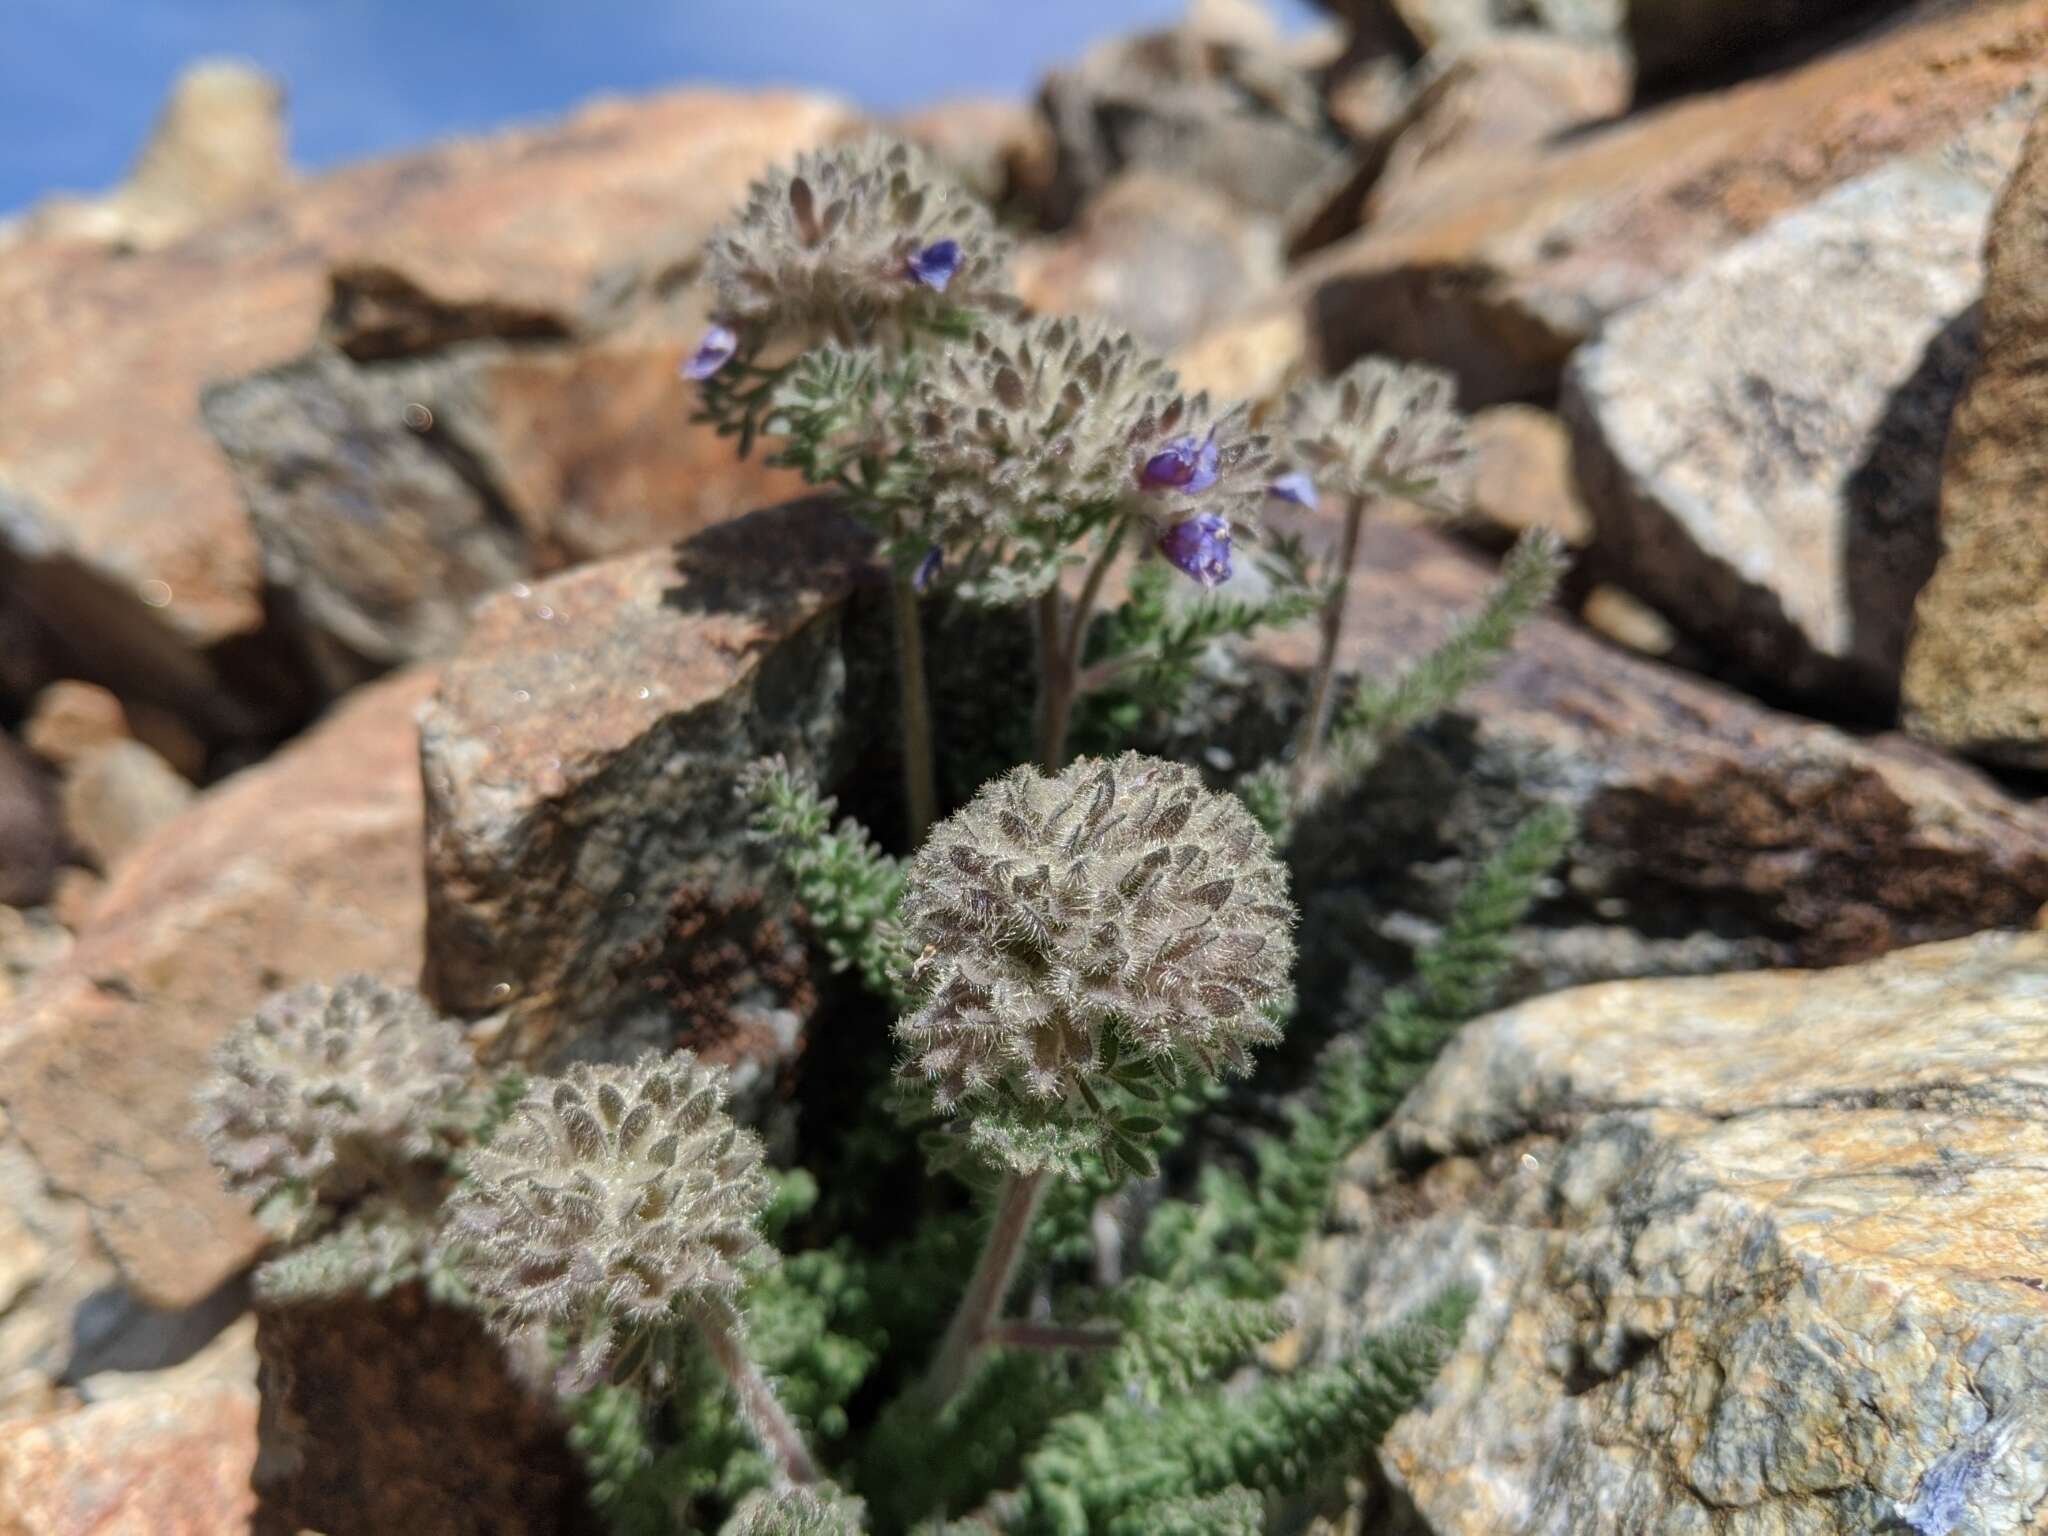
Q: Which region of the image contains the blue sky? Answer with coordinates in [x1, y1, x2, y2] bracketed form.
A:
[2, 0, 1318, 214]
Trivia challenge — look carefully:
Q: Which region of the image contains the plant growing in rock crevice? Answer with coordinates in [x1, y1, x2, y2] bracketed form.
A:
[201, 133, 1580, 1536]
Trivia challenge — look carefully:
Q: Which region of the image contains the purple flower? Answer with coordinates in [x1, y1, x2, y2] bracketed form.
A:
[1159, 513, 1233, 588]
[681, 324, 738, 381]
[1139, 431, 1220, 495]
[1267, 471, 1319, 511]
[912, 545, 944, 593]
[906, 240, 963, 292]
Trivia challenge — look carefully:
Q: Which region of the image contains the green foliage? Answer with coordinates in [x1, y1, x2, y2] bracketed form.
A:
[1101, 1281, 1288, 1407]
[1105, 1487, 1262, 1536]
[741, 756, 914, 1005]
[1332, 529, 1566, 775]
[1077, 540, 1319, 749]
[1009, 1291, 1473, 1535]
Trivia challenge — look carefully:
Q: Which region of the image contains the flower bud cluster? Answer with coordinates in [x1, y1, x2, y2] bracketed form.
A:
[895, 752, 1295, 1171]
[198, 975, 472, 1229]
[702, 137, 1009, 351]
[448, 1054, 771, 1378]
[1284, 357, 1472, 510]
[903, 315, 1276, 597]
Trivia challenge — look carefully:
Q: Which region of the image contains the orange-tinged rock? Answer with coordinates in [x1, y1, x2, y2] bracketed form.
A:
[0, 88, 851, 727]
[0, 668, 437, 1308]
[1286, 0, 2048, 402]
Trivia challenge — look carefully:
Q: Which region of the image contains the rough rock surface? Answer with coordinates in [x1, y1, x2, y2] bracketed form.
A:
[3, 60, 288, 253]
[1460, 404, 1592, 555]
[0, 668, 436, 1310]
[1014, 171, 1283, 352]
[0, 741, 57, 909]
[1255, 522, 2048, 1011]
[1567, 106, 2027, 707]
[22, 682, 128, 770]
[1282, 0, 2048, 402]
[202, 314, 810, 690]
[1038, 9, 1347, 227]
[420, 499, 887, 1080]
[252, 1285, 590, 1536]
[0, 89, 849, 732]
[1904, 103, 2048, 768]
[1302, 929, 2048, 1534]
[0, 1315, 257, 1536]
[58, 741, 195, 873]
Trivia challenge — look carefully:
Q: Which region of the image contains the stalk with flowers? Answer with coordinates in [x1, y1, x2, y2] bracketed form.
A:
[199, 136, 1576, 1535]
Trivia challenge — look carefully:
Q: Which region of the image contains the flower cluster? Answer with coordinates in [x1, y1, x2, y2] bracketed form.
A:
[903, 314, 1276, 597]
[1285, 357, 1472, 510]
[697, 137, 1009, 358]
[197, 975, 473, 1230]
[895, 752, 1295, 1172]
[448, 1054, 771, 1383]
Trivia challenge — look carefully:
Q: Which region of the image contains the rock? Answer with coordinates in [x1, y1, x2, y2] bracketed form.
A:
[1253, 521, 2048, 1007]
[891, 97, 1056, 210]
[1903, 103, 2048, 768]
[3, 60, 288, 255]
[0, 1316, 257, 1536]
[1368, 35, 1631, 226]
[420, 499, 886, 1080]
[0, 909, 68, 1010]
[0, 741, 57, 909]
[58, 741, 194, 872]
[0, 667, 437, 1310]
[1577, 583, 1678, 658]
[1170, 305, 1313, 407]
[116, 60, 289, 242]
[1302, 929, 2048, 1534]
[1566, 106, 2029, 708]
[1037, 11, 1348, 228]
[0, 88, 851, 736]
[1280, 0, 2048, 403]
[1295, 31, 1631, 254]
[1460, 404, 1592, 555]
[1385, 0, 1620, 52]
[44, 871, 102, 934]
[251, 1284, 588, 1536]
[22, 682, 128, 770]
[1626, 0, 1873, 88]
[1013, 172, 1284, 352]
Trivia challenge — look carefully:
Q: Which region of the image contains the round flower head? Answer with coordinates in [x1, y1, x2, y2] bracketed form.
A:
[197, 975, 473, 1229]
[895, 753, 1296, 1173]
[904, 315, 1273, 599]
[723, 1484, 868, 1536]
[1286, 357, 1472, 510]
[703, 137, 1009, 349]
[449, 1054, 771, 1385]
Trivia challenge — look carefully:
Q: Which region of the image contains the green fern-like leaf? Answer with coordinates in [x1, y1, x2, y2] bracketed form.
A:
[740, 756, 914, 1005]
[1011, 1291, 1473, 1535]
[1106, 1486, 1262, 1536]
[1333, 529, 1565, 771]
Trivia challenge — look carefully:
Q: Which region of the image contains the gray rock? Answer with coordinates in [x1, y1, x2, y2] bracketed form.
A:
[58, 740, 194, 873]
[1567, 108, 2033, 708]
[1244, 521, 2048, 1025]
[419, 499, 889, 1090]
[1037, 11, 1349, 227]
[0, 738, 57, 908]
[1299, 928, 2048, 1534]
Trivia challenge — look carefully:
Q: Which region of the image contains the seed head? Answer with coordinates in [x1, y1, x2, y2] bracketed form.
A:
[197, 975, 472, 1228]
[895, 753, 1295, 1172]
[448, 1054, 771, 1381]
[704, 138, 1008, 348]
[1285, 357, 1471, 510]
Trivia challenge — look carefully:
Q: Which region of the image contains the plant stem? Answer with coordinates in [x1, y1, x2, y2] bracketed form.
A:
[985, 1319, 1121, 1352]
[1064, 520, 1128, 671]
[699, 1303, 819, 1485]
[924, 1168, 1050, 1404]
[1035, 588, 1073, 773]
[891, 570, 939, 845]
[1293, 491, 1368, 799]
